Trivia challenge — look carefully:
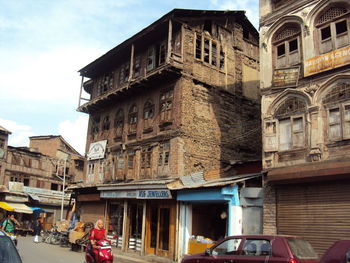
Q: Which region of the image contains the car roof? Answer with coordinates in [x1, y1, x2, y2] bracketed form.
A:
[225, 234, 301, 240]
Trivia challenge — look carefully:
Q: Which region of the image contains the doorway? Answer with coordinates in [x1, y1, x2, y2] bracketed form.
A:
[145, 201, 175, 258]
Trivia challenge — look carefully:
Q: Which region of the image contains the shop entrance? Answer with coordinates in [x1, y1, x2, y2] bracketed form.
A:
[145, 201, 175, 258]
[127, 203, 143, 251]
[192, 203, 227, 241]
[108, 202, 124, 247]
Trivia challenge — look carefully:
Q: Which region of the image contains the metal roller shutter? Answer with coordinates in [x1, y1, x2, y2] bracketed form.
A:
[277, 180, 350, 256]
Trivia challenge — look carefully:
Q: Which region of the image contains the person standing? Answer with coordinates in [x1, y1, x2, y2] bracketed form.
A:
[1, 214, 20, 234]
[32, 218, 42, 243]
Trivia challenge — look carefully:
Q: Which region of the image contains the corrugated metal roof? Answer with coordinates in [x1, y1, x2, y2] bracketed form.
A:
[180, 171, 206, 187]
[97, 178, 176, 191]
[168, 173, 262, 190]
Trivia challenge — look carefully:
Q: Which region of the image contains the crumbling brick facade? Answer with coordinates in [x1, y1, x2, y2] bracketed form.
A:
[79, 10, 261, 185]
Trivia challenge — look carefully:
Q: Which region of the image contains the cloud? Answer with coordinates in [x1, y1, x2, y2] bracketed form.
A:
[210, 0, 259, 29]
[0, 118, 35, 147]
[58, 115, 89, 155]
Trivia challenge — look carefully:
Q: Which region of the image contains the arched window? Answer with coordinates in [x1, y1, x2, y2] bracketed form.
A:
[272, 24, 302, 69]
[322, 83, 350, 141]
[128, 104, 138, 134]
[265, 97, 307, 152]
[143, 100, 155, 130]
[315, 6, 350, 54]
[114, 109, 124, 138]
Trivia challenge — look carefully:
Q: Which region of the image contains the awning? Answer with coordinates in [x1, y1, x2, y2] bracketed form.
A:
[29, 207, 45, 213]
[0, 202, 15, 212]
[6, 202, 33, 214]
[28, 194, 40, 201]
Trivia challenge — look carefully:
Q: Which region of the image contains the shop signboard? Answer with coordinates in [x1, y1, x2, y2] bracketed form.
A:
[101, 191, 137, 199]
[304, 45, 350, 77]
[87, 140, 107, 160]
[137, 190, 172, 199]
[272, 67, 299, 87]
[101, 190, 172, 199]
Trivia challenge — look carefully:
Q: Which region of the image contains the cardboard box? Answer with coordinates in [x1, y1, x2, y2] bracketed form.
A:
[69, 230, 85, 243]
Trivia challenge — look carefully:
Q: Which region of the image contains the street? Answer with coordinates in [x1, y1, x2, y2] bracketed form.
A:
[17, 236, 84, 263]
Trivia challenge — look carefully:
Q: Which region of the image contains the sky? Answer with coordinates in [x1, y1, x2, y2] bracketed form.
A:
[0, 0, 259, 155]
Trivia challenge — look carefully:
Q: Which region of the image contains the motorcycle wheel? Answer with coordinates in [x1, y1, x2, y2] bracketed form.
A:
[51, 235, 60, 245]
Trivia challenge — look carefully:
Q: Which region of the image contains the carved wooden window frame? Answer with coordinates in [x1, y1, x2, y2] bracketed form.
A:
[315, 6, 350, 54]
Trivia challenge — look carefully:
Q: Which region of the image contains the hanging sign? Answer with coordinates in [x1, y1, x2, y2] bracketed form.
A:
[87, 140, 107, 160]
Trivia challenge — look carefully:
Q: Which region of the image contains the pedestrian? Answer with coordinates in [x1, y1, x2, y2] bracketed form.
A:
[1, 213, 20, 234]
[32, 218, 42, 243]
[89, 219, 107, 261]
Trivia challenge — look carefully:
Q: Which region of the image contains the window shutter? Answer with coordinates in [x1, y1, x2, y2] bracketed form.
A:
[292, 116, 305, 148]
[329, 108, 341, 140]
[264, 121, 278, 152]
[279, 118, 292, 150]
[343, 105, 350, 139]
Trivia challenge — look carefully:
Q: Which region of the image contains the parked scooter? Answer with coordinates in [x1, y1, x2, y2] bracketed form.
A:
[85, 239, 113, 263]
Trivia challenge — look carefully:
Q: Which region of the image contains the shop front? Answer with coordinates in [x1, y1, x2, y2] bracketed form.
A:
[99, 185, 177, 260]
[177, 185, 241, 256]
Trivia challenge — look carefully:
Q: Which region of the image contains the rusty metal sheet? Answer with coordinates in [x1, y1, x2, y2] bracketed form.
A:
[272, 67, 300, 87]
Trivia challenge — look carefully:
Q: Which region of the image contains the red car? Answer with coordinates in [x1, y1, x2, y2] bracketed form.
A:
[181, 235, 319, 263]
[320, 240, 350, 263]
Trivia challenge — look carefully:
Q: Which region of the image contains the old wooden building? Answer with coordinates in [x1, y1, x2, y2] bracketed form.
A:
[260, 0, 350, 255]
[76, 9, 260, 261]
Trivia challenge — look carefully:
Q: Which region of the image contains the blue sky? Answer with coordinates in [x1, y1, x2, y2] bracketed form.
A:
[0, 0, 259, 155]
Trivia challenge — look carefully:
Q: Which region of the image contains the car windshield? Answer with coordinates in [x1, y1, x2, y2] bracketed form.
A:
[287, 238, 318, 259]
[0, 236, 22, 263]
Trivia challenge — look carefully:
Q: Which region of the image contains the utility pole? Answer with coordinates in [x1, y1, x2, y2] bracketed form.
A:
[60, 158, 67, 221]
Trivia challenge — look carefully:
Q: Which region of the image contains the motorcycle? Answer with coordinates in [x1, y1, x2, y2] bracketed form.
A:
[85, 239, 113, 263]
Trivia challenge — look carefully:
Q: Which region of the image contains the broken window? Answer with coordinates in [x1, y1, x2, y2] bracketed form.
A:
[114, 109, 124, 138]
[119, 63, 130, 84]
[143, 100, 154, 130]
[96, 72, 114, 96]
[158, 142, 170, 167]
[195, 33, 202, 59]
[128, 104, 138, 134]
[91, 116, 100, 138]
[0, 138, 5, 149]
[272, 24, 301, 68]
[147, 47, 156, 71]
[127, 150, 135, 169]
[322, 84, 350, 141]
[194, 32, 222, 68]
[160, 89, 173, 124]
[133, 55, 141, 78]
[316, 6, 349, 53]
[102, 115, 110, 131]
[158, 42, 167, 65]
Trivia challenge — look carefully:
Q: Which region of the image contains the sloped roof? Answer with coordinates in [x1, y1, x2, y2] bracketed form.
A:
[79, 8, 257, 78]
[29, 135, 83, 157]
[0, 125, 11, 135]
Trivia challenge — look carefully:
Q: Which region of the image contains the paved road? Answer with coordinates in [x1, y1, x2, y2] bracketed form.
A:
[17, 235, 85, 263]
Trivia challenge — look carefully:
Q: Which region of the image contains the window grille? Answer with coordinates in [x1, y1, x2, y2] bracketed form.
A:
[273, 27, 300, 43]
[317, 7, 348, 25]
[275, 97, 307, 118]
[322, 84, 350, 104]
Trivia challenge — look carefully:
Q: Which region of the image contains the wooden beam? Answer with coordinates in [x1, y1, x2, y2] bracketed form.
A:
[167, 19, 172, 63]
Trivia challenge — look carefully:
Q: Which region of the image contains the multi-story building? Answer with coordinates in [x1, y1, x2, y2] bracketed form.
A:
[260, 0, 350, 255]
[0, 125, 11, 185]
[29, 135, 85, 183]
[76, 9, 260, 261]
[0, 132, 84, 230]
